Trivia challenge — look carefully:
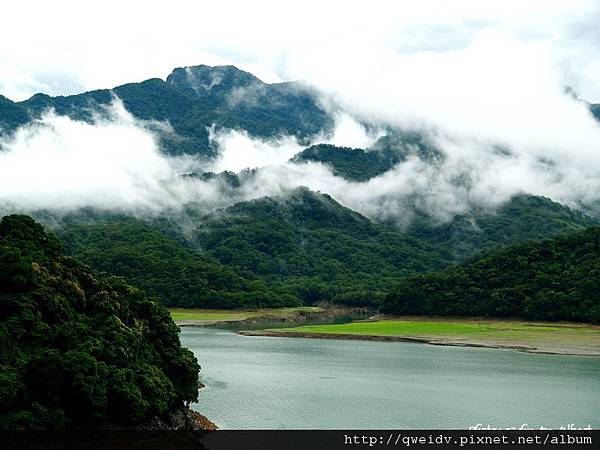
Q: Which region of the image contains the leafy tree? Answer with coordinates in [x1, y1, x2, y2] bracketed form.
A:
[0, 215, 200, 429]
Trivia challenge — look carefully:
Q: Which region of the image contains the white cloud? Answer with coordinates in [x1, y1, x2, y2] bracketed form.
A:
[1, 0, 599, 101]
[0, 102, 176, 211]
[1, 0, 600, 225]
[208, 112, 380, 173]
[209, 129, 305, 173]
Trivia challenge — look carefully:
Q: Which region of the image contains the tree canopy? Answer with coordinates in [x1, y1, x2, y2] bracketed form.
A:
[383, 227, 600, 323]
[0, 215, 200, 429]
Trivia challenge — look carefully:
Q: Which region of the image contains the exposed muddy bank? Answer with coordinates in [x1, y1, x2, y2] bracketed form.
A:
[176, 305, 372, 328]
[238, 330, 600, 356]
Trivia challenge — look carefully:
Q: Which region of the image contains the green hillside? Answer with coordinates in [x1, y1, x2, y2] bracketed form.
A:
[383, 227, 600, 323]
[193, 187, 451, 305]
[408, 194, 597, 261]
[0, 215, 200, 429]
[56, 216, 299, 309]
[39, 189, 599, 310]
[290, 131, 441, 182]
[291, 144, 403, 181]
[0, 95, 30, 135]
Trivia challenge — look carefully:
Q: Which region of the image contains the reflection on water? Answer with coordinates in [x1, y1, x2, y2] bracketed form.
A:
[181, 327, 600, 430]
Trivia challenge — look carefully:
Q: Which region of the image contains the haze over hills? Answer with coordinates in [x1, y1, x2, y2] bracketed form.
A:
[1, 64, 600, 312]
[4, 1, 600, 436]
[40, 187, 596, 310]
[0, 65, 333, 157]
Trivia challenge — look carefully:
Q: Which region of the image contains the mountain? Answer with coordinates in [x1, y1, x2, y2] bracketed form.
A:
[55, 214, 299, 308]
[167, 65, 331, 139]
[3, 65, 599, 313]
[291, 144, 403, 181]
[35, 188, 597, 309]
[383, 226, 600, 323]
[0, 95, 30, 133]
[1, 65, 333, 156]
[0, 215, 201, 429]
[2, 68, 600, 159]
[591, 103, 600, 121]
[193, 187, 452, 305]
[407, 194, 598, 261]
[291, 131, 441, 181]
[22, 188, 452, 309]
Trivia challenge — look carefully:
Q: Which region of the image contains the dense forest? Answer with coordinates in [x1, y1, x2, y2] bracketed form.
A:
[50, 189, 451, 308]
[291, 131, 441, 182]
[41, 189, 595, 310]
[194, 187, 451, 306]
[407, 194, 596, 261]
[383, 227, 600, 323]
[0, 215, 200, 429]
[57, 216, 299, 309]
[291, 144, 405, 181]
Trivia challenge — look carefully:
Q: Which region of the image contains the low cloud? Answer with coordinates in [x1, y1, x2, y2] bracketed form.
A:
[207, 126, 600, 224]
[208, 112, 382, 173]
[0, 101, 182, 212]
[1, 93, 599, 227]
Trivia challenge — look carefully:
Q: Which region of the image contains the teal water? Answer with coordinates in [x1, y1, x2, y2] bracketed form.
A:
[181, 327, 600, 429]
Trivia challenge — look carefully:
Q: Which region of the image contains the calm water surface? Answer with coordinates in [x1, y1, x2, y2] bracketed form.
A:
[181, 327, 600, 429]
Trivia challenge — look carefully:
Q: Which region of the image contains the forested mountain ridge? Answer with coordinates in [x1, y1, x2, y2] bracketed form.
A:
[56, 216, 299, 309]
[2, 64, 599, 316]
[291, 144, 404, 181]
[290, 131, 442, 182]
[27, 188, 596, 309]
[0, 95, 30, 132]
[0, 65, 333, 156]
[0, 215, 201, 429]
[406, 194, 597, 261]
[193, 188, 452, 305]
[44, 189, 453, 308]
[2, 65, 596, 159]
[383, 226, 600, 323]
[195, 187, 451, 275]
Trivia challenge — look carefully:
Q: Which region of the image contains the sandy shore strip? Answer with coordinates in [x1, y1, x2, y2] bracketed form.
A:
[172, 305, 369, 327]
[238, 326, 600, 356]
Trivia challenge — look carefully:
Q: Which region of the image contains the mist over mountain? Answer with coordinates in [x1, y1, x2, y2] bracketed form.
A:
[1, 65, 333, 157]
[1, 63, 600, 312]
[2, 63, 600, 228]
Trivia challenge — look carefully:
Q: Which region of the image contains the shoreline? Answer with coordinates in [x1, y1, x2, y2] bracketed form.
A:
[173, 305, 370, 328]
[237, 329, 600, 356]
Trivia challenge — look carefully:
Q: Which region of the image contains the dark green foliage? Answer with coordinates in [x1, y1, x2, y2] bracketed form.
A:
[291, 144, 404, 181]
[40, 190, 598, 311]
[383, 227, 600, 323]
[0, 215, 200, 429]
[16, 65, 332, 156]
[56, 216, 298, 309]
[408, 194, 597, 261]
[369, 130, 442, 160]
[166, 66, 333, 140]
[0, 95, 30, 135]
[194, 188, 452, 305]
[291, 131, 442, 182]
[591, 103, 600, 122]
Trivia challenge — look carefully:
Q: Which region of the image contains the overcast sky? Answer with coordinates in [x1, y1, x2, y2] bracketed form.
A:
[1, 0, 600, 102]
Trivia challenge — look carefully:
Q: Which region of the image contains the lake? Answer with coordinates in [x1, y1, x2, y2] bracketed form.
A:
[181, 327, 600, 429]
